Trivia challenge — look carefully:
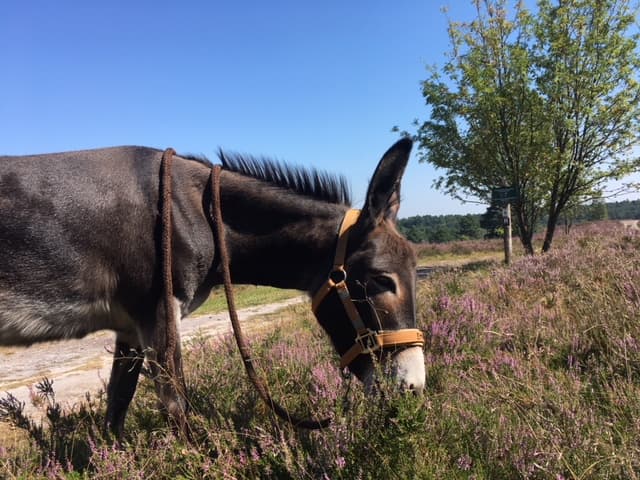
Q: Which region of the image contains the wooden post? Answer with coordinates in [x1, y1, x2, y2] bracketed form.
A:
[492, 186, 517, 264]
[503, 203, 512, 265]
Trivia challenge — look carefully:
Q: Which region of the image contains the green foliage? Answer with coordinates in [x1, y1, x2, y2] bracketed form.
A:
[399, 213, 485, 243]
[607, 199, 640, 219]
[406, 0, 640, 254]
[479, 204, 505, 238]
[193, 285, 300, 316]
[400, 199, 640, 245]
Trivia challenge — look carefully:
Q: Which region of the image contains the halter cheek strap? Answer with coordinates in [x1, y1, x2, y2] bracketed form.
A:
[311, 209, 425, 369]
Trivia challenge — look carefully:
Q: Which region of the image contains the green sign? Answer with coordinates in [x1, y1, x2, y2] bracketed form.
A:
[491, 187, 518, 205]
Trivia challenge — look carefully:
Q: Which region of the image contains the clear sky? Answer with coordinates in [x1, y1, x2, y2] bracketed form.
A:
[3, 2, 635, 218]
[1, 1, 491, 218]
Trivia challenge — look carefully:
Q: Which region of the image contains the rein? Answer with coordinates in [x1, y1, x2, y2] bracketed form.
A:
[161, 150, 328, 428]
[160, 149, 423, 430]
[209, 165, 330, 429]
[160, 148, 180, 379]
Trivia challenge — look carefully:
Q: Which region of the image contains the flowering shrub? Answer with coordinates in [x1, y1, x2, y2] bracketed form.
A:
[2, 222, 640, 478]
[416, 222, 640, 478]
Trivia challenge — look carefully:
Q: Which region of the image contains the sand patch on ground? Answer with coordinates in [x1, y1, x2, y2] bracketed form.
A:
[0, 297, 306, 420]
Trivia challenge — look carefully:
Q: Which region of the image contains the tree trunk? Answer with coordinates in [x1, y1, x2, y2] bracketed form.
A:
[515, 205, 535, 255]
[542, 210, 561, 253]
[519, 230, 534, 256]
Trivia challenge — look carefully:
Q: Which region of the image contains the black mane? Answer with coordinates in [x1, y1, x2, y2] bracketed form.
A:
[218, 150, 351, 205]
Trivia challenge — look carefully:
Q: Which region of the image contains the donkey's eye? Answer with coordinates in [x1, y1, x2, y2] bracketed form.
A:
[371, 275, 397, 294]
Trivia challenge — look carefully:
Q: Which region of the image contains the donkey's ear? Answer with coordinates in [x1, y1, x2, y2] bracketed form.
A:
[358, 138, 412, 229]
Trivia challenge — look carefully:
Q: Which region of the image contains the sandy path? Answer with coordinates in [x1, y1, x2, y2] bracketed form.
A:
[0, 296, 306, 417]
[620, 220, 640, 230]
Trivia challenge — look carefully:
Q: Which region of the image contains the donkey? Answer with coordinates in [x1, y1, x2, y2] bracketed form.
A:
[0, 138, 425, 438]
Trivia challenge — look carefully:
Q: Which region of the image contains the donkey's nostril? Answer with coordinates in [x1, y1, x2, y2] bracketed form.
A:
[405, 383, 421, 396]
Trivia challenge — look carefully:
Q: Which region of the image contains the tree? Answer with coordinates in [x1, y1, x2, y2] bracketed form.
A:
[582, 198, 609, 222]
[431, 225, 456, 243]
[405, 224, 428, 243]
[480, 204, 505, 238]
[406, 0, 640, 253]
[458, 214, 484, 239]
[534, 0, 639, 250]
[561, 195, 609, 233]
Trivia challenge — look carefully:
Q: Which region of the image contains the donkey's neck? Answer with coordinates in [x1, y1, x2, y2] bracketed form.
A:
[220, 172, 349, 293]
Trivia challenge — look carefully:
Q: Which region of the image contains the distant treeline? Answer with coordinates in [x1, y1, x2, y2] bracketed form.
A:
[399, 199, 640, 243]
[604, 199, 640, 219]
[398, 214, 484, 243]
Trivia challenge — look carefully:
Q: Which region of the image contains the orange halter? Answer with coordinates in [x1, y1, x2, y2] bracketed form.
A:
[311, 209, 424, 369]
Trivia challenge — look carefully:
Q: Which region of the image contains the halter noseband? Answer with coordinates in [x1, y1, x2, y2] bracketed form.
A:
[311, 209, 425, 369]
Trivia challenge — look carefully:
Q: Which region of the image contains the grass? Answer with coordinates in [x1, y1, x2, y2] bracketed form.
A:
[192, 285, 301, 316]
[413, 233, 546, 267]
[2, 222, 640, 478]
[414, 238, 515, 271]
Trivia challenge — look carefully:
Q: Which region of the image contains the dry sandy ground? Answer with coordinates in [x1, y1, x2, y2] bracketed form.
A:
[620, 219, 640, 230]
[0, 297, 306, 418]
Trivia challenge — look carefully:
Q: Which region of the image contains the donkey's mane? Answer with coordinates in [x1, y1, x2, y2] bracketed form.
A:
[217, 150, 352, 205]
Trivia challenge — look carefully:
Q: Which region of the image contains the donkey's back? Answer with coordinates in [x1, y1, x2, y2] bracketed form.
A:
[0, 147, 169, 346]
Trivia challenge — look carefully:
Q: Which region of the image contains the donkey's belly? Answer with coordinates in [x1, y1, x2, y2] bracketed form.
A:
[0, 291, 135, 346]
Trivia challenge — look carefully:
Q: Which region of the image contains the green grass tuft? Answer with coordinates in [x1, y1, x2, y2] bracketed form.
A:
[193, 285, 301, 316]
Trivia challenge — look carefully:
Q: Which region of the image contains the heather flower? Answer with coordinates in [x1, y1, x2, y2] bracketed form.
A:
[38, 454, 65, 479]
[250, 447, 261, 462]
[4, 224, 640, 478]
[456, 454, 472, 471]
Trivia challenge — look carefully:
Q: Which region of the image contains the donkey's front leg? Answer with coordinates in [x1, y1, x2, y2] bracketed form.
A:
[104, 331, 144, 440]
[143, 304, 189, 436]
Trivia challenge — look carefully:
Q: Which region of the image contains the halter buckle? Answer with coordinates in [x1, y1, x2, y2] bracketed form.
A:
[355, 329, 383, 355]
[328, 268, 347, 286]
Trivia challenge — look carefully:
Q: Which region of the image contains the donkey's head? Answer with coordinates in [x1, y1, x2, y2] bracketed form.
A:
[313, 138, 425, 393]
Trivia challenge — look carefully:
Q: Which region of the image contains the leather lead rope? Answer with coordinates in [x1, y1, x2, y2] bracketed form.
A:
[210, 165, 331, 430]
[160, 148, 179, 377]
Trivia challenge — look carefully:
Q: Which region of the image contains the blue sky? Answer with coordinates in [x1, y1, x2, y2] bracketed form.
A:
[2, 1, 489, 217]
[4, 2, 636, 218]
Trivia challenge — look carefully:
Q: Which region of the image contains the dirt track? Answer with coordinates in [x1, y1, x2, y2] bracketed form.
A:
[620, 220, 640, 230]
[0, 297, 306, 418]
